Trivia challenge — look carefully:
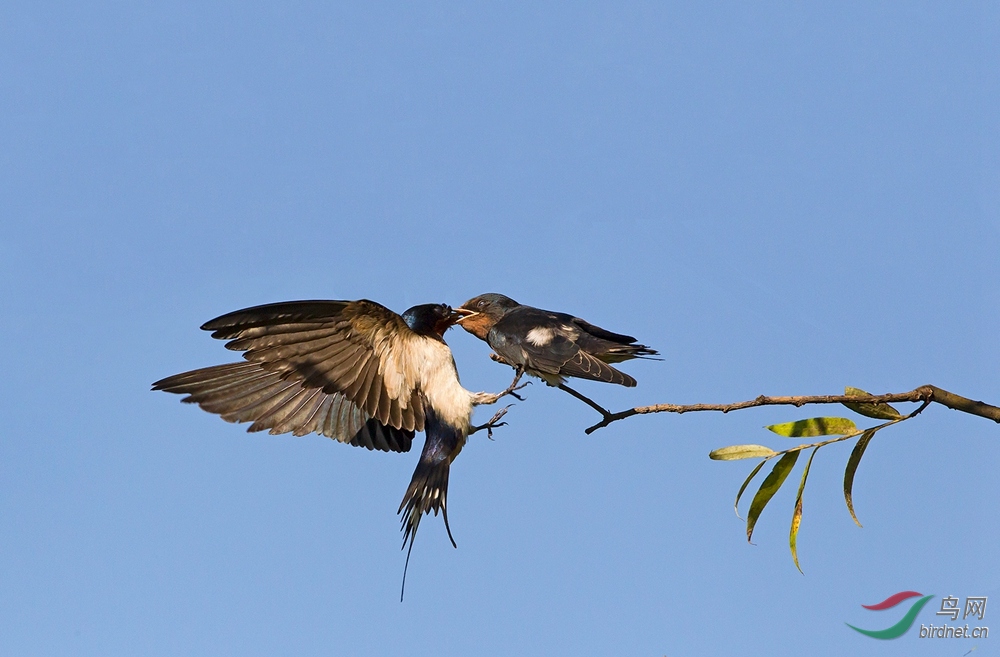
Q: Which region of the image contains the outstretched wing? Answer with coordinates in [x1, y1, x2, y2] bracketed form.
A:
[153, 361, 414, 452]
[153, 299, 428, 446]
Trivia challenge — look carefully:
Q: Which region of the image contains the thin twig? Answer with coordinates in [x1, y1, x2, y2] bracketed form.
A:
[557, 383, 611, 417]
[584, 385, 1000, 434]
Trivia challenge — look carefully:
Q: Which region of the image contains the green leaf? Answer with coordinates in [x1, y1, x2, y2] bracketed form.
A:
[734, 459, 768, 520]
[767, 417, 857, 437]
[842, 386, 903, 421]
[710, 444, 777, 461]
[844, 428, 877, 527]
[747, 451, 799, 543]
[790, 447, 820, 574]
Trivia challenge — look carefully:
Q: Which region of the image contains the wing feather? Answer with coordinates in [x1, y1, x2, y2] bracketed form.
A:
[155, 299, 433, 450]
[488, 323, 636, 387]
[561, 350, 636, 387]
[191, 300, 425, 430]
[250, 382, 330, 434]
[343, 352, 376, 401]
[154, 358, 415, 453]
[269, 387, 325, 434]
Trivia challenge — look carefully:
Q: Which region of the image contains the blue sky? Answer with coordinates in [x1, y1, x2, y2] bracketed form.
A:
[2, 2, 998, 655]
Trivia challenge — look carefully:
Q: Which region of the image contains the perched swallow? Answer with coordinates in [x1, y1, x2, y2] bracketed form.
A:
[153, 299, 518, 598]
[457, 293, 657, 411]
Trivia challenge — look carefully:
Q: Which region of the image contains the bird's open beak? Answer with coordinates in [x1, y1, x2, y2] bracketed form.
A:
[452, 307, 478, 323]
[448, 307, 477, 325]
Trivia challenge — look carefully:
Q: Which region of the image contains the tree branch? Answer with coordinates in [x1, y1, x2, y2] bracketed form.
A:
[584, 384, 1000, 434]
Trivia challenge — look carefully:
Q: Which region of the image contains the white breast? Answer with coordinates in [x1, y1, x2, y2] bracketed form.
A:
[410, 338, 474, 433]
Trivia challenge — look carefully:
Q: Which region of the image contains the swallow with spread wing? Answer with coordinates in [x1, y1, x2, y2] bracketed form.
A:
[456, 293, 657, 413]
[153, 300, 522, 599]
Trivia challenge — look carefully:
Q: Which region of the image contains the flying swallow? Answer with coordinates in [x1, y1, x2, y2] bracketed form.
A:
[152, 299, 520, 598]
[456, 293, 657, 412]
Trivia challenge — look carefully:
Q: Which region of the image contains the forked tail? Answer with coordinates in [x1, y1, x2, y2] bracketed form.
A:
[397, 410, 462, 600]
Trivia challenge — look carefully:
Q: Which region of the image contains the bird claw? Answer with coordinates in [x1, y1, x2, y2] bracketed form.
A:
[504, 376, 531, 402]
[471, 368, 529, 406]
[469, 404, 513, 440]
[503, 367, 529, 400]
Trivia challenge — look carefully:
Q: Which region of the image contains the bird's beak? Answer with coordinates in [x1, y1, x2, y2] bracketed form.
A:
[452, 307, 478, 323]
[450, 307, 477, 324]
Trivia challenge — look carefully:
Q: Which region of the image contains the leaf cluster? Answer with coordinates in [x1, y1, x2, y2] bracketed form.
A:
[709, 387, 913, 573]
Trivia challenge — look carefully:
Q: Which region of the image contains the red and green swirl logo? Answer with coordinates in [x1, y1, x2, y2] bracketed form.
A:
[847, 591, 935, 639]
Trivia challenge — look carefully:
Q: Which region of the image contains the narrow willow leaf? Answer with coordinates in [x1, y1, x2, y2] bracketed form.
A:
[842, 386, 903, 421]
[734, 459, 768, 520]
[746, 451, 799, 543]
[710, 444, 777, 461]
[844, 428, 877, 527]
[767, 417, 857, 437]
[790, 446, 820, 574]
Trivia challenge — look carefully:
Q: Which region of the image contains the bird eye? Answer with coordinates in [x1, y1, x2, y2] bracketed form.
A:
[477, 300, 487, 308]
